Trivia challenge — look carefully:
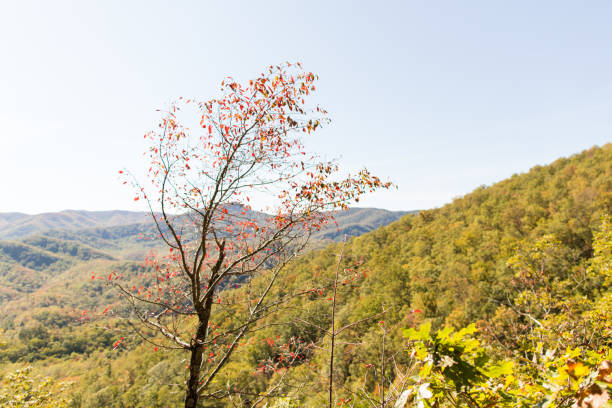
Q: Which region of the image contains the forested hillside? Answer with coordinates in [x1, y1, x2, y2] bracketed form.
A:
[248, 143, 611, 406]
[0, 206, 406, 369]
[1, 145, 610, 407]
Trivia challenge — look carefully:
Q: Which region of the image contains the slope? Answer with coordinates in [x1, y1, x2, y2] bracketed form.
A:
[203, 143, 611, 405]
[0, 236, 115, 302]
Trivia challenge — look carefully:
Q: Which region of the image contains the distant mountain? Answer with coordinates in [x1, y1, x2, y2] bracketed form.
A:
[312, 208, 414, 241]
[0, 208, 410, 244]
[0, 210, 151, 240]
[0, 207, 409, 305]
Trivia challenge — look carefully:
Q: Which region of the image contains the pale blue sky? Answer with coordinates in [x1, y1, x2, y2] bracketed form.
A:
[1, 1, 610, 214]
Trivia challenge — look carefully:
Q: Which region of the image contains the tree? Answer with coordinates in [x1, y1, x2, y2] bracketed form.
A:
[114, 62, 391, 407]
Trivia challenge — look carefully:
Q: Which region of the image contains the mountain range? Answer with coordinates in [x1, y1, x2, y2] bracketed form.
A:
[0, 207, 411, 311]
[0, 208, 411, 243]
[0, 210, 151, 241]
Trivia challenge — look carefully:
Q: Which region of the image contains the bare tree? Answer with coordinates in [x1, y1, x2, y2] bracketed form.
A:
[113, 63, 391, 407]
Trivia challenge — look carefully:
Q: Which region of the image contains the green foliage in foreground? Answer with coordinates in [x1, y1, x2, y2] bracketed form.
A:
[399, 319, 612, 407]
[400, 228, 612, 408]
[0, 367, 69, 407]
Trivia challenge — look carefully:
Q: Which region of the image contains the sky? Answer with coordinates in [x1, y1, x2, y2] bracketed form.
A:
[0, 1, 610, 214]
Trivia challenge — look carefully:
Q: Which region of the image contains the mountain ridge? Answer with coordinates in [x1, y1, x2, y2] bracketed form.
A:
[0, 210, 152, 241]
[0, 207, 412, 242]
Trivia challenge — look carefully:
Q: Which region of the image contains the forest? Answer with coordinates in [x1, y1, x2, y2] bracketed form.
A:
[1, 143, 610, 407]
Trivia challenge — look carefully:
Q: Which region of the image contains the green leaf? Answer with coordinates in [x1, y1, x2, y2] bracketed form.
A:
[485, 360, 514, 378]
[404, 321, 431, 341]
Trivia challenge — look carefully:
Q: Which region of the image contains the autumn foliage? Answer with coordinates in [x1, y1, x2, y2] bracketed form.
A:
[113, 62, 391, 407]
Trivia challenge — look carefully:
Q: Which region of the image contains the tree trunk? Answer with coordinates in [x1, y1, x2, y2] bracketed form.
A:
[185, 322, 207, 408]
[185, 293, 215, 408]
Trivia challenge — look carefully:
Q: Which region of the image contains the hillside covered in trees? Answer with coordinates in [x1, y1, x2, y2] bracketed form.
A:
[1, 144, 611, 407]
[0, 208, 406, 368]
